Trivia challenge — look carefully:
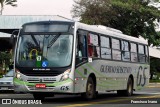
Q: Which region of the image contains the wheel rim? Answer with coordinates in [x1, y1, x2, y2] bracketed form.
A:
[128, 84, 131, 94]
[87, 81, 93, 97]
[128, 81, 132, 95]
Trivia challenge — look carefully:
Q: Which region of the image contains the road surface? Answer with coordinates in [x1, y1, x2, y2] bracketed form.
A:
[0, 85, 160, 107]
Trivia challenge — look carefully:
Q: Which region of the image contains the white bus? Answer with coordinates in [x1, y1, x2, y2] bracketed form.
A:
[13, 20, 149, 100]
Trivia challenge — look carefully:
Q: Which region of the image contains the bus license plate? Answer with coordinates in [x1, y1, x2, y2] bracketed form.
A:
[35, 84, 46, 88]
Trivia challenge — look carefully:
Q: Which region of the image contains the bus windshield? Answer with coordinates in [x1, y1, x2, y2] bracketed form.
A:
[16, 34, 73, 68]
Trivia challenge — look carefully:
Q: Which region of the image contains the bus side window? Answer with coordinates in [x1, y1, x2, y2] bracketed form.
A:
[88, 33, 100, 58]
[130, 43, 137, 62]
[138, 45, 145, 63]
[76, 30, 87, 65]
[121, 40, 130, 61]
[100, 36, 111, 59]
[145, 45, 149, 63]
[112, 38, 121, 60]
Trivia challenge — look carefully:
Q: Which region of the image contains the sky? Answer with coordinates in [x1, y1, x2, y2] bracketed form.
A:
[3, 0, 74, 19]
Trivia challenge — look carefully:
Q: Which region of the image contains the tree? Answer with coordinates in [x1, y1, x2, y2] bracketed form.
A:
[0, 51, 12, 68]
[150, 57, 160, 79]
[0, 0, 17, 15]
[72, 0, 160, 46]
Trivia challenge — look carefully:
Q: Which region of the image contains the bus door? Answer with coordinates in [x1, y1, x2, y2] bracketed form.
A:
[76, 30, 88, 65]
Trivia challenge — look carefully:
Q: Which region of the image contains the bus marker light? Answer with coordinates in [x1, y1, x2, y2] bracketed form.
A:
[75, 78, 78, 81]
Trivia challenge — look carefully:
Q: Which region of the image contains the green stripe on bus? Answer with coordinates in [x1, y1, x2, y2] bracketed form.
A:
[14, 78, 34, 86]
[86, 63, 103, 77]
[75, 69, 85, 78]
[81, 66, 91, 74]
[97, 84, 115, 88]
[14, 78, 26, 85]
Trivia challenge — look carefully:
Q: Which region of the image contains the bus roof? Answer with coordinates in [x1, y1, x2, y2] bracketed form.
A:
[76, 22, 148, 45]
[20, 20, 148, 45]
[22, 21, 74, 27]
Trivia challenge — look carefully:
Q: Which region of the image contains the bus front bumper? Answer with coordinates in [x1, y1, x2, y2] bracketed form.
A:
[14, 78, 74, 93]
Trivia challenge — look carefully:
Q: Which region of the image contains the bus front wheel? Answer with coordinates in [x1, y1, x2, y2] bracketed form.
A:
[81, 77, 96, 100]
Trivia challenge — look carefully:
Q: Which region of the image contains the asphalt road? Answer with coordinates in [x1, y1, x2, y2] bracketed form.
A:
[0, 85, 160, 107]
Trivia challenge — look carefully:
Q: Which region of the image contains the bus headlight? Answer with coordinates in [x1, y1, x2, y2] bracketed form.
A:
[60, 69, 71, 81]
[16, 73, 21, 79]
[15, 69, 21, 80]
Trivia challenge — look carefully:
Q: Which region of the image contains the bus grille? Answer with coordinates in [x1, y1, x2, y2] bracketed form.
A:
[27, 78, 56, 83]
[22, 71, 62, 76]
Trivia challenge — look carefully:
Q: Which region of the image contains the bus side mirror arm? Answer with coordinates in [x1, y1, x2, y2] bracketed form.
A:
[10, 30, 19, 45]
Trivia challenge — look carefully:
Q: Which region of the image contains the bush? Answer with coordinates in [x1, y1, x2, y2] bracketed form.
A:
[0, 51, 12, 66]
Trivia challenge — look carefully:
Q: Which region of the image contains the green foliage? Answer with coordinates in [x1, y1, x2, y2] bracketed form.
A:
[0, 51, 12, 66]
[150, 58, 160, 73]
[72, 0, 160, 46]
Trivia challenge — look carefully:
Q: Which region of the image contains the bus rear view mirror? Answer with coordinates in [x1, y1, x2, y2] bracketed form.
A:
[10, 30, 19, 45]
[10, 34, 15, 45]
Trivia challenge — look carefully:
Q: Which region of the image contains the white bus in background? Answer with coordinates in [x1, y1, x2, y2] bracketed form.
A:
[12, 20, 149, 100]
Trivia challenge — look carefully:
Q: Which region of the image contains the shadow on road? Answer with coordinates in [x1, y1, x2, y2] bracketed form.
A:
[0, 91, 14, 94]
[42, 93, 142, 104]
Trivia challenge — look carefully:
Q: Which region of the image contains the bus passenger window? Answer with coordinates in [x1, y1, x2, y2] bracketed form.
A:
[121, 40, 130, 61]
[131, 43, 137, 62]
[88, 45, 93, 57]
[100, 36, 111, 59]
[138, 45, 145, 63]
[88, 33, 100, 58]
[112, 38, 121, 60]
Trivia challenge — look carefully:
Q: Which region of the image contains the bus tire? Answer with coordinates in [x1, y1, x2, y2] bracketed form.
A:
[124, 77, 133, 96]
[33, 93, 45, 100]
[117, 77, 133, 96]
[81, 77, 96, 100]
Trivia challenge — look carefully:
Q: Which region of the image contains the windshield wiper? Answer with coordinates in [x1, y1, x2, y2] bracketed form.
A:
[47, 33, 61, 48]
[31, 35, 39, 47]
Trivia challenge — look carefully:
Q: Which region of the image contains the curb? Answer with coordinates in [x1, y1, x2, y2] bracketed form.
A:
[147, 86, 160, 88]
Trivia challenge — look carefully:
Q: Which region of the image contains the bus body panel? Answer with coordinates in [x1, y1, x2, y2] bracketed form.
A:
[74, 60, 150, 93]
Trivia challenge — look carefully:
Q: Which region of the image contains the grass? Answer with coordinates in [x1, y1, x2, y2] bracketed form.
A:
[149, 72, 160, 83]
[156, 72, 160, 77]
[150, 79, 160, 83]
